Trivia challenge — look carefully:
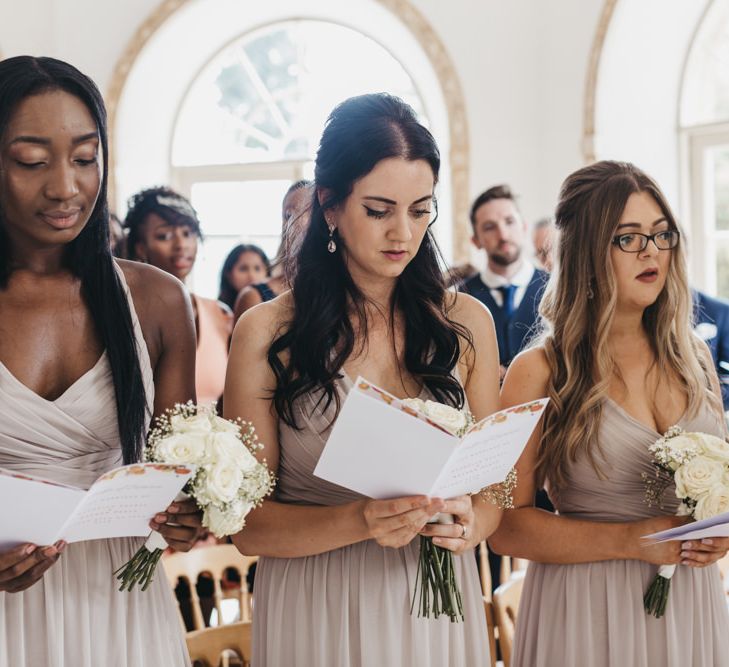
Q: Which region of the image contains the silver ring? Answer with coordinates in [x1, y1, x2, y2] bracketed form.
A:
[459, 523, 468, 539]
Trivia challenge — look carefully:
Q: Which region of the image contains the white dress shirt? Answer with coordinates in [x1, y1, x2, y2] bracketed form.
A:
[479, 260, 536, 309]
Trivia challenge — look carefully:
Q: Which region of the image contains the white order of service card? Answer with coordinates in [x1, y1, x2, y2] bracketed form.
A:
[313, 377, 548, 499]
[643, 510, 729, 543]
[0, 462, 195, 549]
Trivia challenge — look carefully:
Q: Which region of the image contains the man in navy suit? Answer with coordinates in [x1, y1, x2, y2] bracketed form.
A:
[462, 185, 548, 375]
[693, 289, 729, 410]
[462, 185, 550, 593]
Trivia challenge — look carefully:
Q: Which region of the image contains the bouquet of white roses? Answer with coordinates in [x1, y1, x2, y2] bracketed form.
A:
[401, 398, 517, 622]
[643, 425, 729, 617]
[115, 403, 274, 591]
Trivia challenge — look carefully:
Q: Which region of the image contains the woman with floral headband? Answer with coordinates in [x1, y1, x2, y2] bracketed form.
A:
[124, 187, 232, 409]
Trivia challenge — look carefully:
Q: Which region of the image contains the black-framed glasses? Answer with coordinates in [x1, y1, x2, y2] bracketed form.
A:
[611, 230, 680, 253]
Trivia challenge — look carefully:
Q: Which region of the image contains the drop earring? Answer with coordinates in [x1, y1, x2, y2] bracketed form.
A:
[327, 222, 337, 253]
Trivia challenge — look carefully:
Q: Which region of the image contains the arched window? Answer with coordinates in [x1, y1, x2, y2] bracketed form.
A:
[170, 20, 427, 297]
[681, 0, 729, 298]
[111, 1, 464, 301]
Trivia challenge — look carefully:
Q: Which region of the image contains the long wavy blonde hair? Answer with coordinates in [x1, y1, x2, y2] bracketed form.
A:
[535, 161, 721, 495]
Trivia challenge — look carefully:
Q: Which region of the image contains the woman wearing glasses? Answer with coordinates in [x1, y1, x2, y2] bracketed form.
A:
[490, 161, 729, 667]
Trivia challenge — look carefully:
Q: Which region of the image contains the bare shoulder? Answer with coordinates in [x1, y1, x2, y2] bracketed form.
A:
[232, 290, 293, 347]
[446, 290, 494, 328]
[116, 259, 188, 310]
[502, 346, 551, 401]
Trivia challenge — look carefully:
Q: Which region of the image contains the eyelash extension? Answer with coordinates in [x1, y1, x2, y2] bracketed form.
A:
[364, 205, 387, 219]
[75, 157, 98, 166]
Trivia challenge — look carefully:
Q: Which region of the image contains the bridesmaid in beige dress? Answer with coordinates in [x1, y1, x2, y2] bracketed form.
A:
[491, 161, 729, 667]
[225, 93, 502, 666]
[0, 56, 203, 666]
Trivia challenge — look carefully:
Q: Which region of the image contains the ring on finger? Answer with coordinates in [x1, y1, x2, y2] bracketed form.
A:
[459, 523, 468, 540]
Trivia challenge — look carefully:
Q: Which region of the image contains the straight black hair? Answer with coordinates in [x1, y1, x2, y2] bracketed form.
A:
[0, 55, 148, 463]
[269, 93, 470, 427]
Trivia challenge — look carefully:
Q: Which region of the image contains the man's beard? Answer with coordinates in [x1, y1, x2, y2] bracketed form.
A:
[490, 246, 521, 267]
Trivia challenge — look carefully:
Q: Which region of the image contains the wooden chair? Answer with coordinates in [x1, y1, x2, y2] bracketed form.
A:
[186, 620, 252, 667]
[493, 570, 526, 667]
[482, 596, 498, 667]
[162, 544, 258, 630]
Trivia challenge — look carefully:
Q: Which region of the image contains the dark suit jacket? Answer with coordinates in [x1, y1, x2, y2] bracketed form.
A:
[693, 289, 729, 410]
[462, 269, 548, 366]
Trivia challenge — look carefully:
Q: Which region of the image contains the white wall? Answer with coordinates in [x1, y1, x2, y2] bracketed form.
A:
[0, 0, 603, 232]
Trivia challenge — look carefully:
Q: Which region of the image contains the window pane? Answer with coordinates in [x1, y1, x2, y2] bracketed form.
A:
[682, 1, 729, 125]
[710, 146, 729, 232]
[173, 20, 425, 166]
[717, 240, 729, 300]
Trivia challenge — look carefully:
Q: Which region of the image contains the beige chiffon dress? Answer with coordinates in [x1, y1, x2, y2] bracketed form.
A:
[513, 399, 729, 667]
[251, 374, 490, 666]
[0, 267, 190, 667]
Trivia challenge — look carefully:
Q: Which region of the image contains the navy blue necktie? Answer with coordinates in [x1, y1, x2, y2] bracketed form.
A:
[498, 284, 517, 318]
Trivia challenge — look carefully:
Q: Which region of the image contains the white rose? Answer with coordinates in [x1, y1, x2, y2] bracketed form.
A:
[170, 412, 214, 435]
[203, 499, 253, 538]
[694, 484, 729, 521]
[696, 433, 729, 461]
[420, 400, 469, 435]
[210, 415, 241, 435]
[402, 398, 427, 413]
[674, 455, 725, 499]
[208, 432, 258, 472]
[154, 433, 207, 464]
[204, 461, 243, 504]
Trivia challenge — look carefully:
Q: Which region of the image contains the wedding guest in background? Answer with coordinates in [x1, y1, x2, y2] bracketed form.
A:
[462, 185, 547, 377]
[491, 161, 729, 667]
[218, 243, 270, 310]
[233, 179, 312, 321]
[124, 186, 232, 408]
[461, 184, 551, 590]
[0, 55, 202, 666]
[225, 93, 501, 666]
[532, 215, 555, 272]
[693, 289, 729, 411]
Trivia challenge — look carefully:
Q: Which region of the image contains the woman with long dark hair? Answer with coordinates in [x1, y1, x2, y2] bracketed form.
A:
[233, 179, 312, 321]
[124, 187, 232, 408]
[0, 56, 201, 665]
[225, 94, 501, 665]
[490, 161, 729, 666]
[218, 243, 270, 310]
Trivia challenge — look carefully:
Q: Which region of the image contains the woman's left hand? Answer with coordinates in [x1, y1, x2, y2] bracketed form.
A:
[678, 536, 729, 567]
[149, 498, 206, 552]
[419, 495, 478, 555]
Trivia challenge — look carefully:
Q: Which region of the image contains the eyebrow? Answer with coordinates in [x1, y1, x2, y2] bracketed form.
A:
[363, 195, 433, 206]
[616, 217, 668, 230]
[9, 131, 99, 147]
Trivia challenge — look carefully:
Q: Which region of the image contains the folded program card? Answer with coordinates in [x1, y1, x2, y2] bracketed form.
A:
[313, 377, 548, 499]
[642, 510, 729, 543]
[0, 463, 195, 549]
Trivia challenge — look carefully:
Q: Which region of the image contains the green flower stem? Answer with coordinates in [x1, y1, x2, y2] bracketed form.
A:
[411, 536, 464, 623]
[643, 572, 671, 618]
[114, 546, 164, 592]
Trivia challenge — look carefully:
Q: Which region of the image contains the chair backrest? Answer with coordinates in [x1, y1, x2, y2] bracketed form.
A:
[478, 541, 492, 600]
[162, 544, 258, 630]
[186, 620, 252, 667]
[482, 596, 498, 667]
[493, 570, 526, 667]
